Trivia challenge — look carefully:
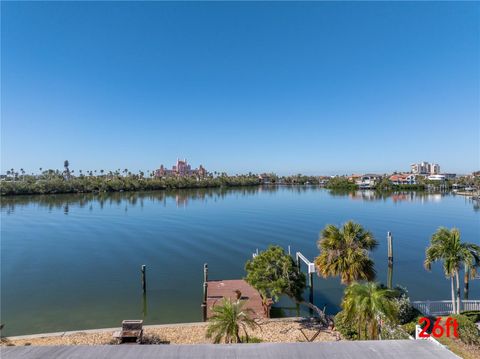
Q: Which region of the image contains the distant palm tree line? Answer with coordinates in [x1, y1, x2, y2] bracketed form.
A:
[2, 161, 477, 195]
[0, 163, 264, 196]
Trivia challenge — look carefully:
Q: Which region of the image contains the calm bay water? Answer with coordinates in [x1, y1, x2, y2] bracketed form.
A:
[1, 186, 479, 336]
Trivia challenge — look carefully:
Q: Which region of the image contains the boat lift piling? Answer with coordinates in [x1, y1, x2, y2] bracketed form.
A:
[201, 263, 208, 321]
[387, 232, 394, 289]
[141, 265, 147, 293]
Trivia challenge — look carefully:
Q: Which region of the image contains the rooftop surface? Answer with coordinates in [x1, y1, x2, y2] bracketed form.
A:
[1, 340, 458, 359]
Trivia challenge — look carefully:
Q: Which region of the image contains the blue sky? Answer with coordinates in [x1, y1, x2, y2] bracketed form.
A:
[1, 1, 479, 175]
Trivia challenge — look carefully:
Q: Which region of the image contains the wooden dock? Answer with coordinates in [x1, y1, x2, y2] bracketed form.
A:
[205, 279, 270, 319]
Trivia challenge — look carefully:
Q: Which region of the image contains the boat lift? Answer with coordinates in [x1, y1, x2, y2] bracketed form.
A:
[296, 252, 316, 304]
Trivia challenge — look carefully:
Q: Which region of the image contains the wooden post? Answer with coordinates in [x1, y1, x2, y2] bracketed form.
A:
[142, 292, 148, 318]
[202, 263, 208, 321]
[387, 232, 393, 289]
[387, 263, 393, 289]
[464, 268, 469, 300]
[387, 232, 393, 265]
[141, 265, 146, 293]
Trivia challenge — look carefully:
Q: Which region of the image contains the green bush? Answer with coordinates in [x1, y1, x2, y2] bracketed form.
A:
[401, 315, 432, 337]
[393, 287, 421, 325]
[240, 336, 262, 343]
[334, 311, 358, 340]
[380, 322, 410, 340]
[402, 321, 417, 336]
[449, 314, 480, 345]
[460, 310, 480, 324]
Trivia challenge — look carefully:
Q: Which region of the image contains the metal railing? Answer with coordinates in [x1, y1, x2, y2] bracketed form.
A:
[411, 300, 480, 315]
[296, 252, 316, 274]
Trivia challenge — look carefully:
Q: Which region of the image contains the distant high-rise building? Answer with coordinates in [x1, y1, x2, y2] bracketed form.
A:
[411, 161, 440, 175]
[430, 163, 440, 175]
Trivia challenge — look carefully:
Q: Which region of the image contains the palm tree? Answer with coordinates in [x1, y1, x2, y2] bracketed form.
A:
[424, 227, 480, 314]
[314, 221, 378, 284]
[463, 241, 480, 301]
[63, 160, 70, 178]
[341, 282, 398, 340]
[206, 298, 260, 343]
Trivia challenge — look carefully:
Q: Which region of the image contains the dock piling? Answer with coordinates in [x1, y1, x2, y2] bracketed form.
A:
[141, 265, 147, 293]
[387, 232, 393, 289]
[202, 263, 208, 321]
[142, 292, 148, 318]
[387, 232, 393, 265]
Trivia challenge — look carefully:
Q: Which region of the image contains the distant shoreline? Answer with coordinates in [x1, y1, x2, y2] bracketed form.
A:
[0, 176, 261, 197]
[1, 172, 474, 197]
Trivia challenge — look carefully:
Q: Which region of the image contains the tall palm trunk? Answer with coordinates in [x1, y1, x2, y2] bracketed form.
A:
[451, 276, 456, 314]
[455, 270, 461, 314]
[464, 266, 469, 300]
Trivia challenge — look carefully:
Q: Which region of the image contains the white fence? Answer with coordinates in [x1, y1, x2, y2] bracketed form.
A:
[411, 300, 480, 316]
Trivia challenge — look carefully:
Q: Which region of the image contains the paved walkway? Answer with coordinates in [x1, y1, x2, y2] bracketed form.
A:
[1, 340, 458, 359]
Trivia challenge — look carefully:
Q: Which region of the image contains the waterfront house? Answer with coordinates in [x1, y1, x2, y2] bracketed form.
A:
[356, 174, 382, 189]
[389, 174, 417, 185]
[427, 174, 446, 181]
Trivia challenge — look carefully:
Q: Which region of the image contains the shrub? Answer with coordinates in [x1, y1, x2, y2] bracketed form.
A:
[393, 287, 420, 325]
[449, 314, 480, 346]
[460, 310, 480, 324]
[396, 314, 432, 338]
[141, 334, 170, 344]
[240, 336, 262, 343]
[380, 322, 410, 340]
[402, 321, 417, 336]
[334, 311, 358, 340]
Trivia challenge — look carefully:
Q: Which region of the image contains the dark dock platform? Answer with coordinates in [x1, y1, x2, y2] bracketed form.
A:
[205, 279, 269, 319]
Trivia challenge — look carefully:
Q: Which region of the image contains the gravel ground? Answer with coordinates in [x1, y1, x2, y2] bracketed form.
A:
[0, 319, 340, 346]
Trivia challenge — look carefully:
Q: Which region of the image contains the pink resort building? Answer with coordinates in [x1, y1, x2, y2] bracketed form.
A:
[155, 159, 207, 178]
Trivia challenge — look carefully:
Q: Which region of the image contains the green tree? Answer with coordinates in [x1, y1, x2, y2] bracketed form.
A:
[375, 176, 393, 191]
[314, 221, 378, 284]
[245, 246, 326, 322]
[341, 282, 398, 340]
[205, 298, 260, 343]
[63, 160, 70, 178]
[424, 227, 480, 313]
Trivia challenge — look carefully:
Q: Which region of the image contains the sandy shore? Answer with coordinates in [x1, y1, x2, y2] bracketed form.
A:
[1, 319, 340, 346]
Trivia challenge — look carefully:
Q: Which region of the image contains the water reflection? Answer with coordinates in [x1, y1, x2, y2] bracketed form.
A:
[0, 187, 475, 213]
[0, 186, 262, 214]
